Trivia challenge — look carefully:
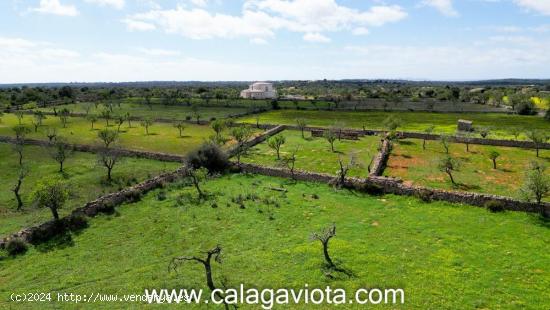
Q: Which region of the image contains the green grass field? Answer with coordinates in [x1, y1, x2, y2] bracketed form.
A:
[0, 113, 246, 155]
[35, 101, 250, 121]
[240, 110, 550, 140]
[385, 139, 550, 200]
[1, 174, 548, 309]
[242, 130, 381, 177]
[0, 143, 180, 236]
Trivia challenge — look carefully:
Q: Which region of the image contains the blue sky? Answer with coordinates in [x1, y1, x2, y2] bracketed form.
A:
[1, 0, 549, 83]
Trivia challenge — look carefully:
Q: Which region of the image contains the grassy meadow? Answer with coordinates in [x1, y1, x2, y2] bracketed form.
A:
[242, 130, 381, 177]
[0, 113, 252, 155]
[0, 174, 548, 309]
[0, 143, 180, 236]
[385, 139, 550, 200]
[239, 110, 550, 140]
[35, 101, 250, 121]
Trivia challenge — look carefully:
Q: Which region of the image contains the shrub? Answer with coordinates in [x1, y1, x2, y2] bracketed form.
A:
[185, 142, 229, 173]
[516, 100, 536, 115]
[157, 190, 167, 201]
[185, 115, 192, 121]
[67, 214, 88, 231]
[6, 238, 28, 257]
[485, 200, 505, 213]
[415, 189, 433, 202]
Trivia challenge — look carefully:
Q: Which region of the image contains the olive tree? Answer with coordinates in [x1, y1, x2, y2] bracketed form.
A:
[211, 119, 226, 142]
[438, 155, 459, 186]
[15, 111, 24, 125]
[140, 117, 154, 135]
[520, 162, 550, 217]
[98, 129, 118, 148]
[187, 167, 209, 199]
[32, 178, 68, 220]
[526, 130, 549, 158]
[87, 114, 98, 130]
[440, 135, 451, 154]
[169, 245, 228, 309]
[174, 120, 186, 138]
[281, 147, 298, 179]
[324, 129, 337, 152]
[101, 109, 111, 126]
[191, 104, 201, 124]
[12, 125, 30, 166]
[46, 127, 57, 142]
[50, 138, 72, 173]
[334, 153, 360, 188]
[310, 224, 337, 268]
[12, 166, 28, 211]
[296, 118, 307, 138]
[98, 148, 120, 181]
[32, 111, 46, 132]
[230, 126, 252, 164]
[59, 108, 70, 128]
[488, 150, 500, 169]
[267, 135, 286, 160]
[115, 115, 125, 132]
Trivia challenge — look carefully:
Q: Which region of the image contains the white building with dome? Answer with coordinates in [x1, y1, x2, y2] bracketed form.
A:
[240, 82, 277, 99]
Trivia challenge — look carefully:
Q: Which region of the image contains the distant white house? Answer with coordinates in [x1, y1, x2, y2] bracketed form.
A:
[240, 82, 277, 99]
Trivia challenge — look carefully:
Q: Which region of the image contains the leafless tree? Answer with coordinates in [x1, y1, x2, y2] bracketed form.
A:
[170, 245, 230, 309]
[98, 149, 120, 181]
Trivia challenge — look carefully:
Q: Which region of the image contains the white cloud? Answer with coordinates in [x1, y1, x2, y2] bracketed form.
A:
[85, 0, 125, 10]
[136, 48, 180, 56]
[421, 0, 458, 17]
[343, 36, 550, 79]
[122, 18, 156, 31]
[514, 0, 550, 15]
[303, 32, 331, 43]
[250, 38, 268, 45]
[30, 0, 79, 16]
[123, 1, 406, 42]
[190, 0, 208, 7]
[352, 27, 369, 35]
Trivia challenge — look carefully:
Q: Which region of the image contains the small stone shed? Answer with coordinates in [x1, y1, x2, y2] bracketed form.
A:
[457, 119, 473, 132]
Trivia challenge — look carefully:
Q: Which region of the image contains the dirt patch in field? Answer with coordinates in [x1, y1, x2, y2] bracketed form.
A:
[386, 153, 427, 177]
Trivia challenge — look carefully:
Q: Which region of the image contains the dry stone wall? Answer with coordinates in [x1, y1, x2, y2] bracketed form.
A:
[259, 124, 550, 150]
[234, 162, 549, 215]
[0, 136, 184, 162]
[0, 167, 187, 249]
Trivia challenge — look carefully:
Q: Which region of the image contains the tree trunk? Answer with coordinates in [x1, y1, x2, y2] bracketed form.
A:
[107, 167, 112, 181]
[492, 159, 496, 169]
[447, 170, 455, 185]
[13, 181, 23, 211]
[536, 147, 540, 157]
[59, 161, 64, 173]
[423, 139, 426, 150]
[322, 241, 335, 268]
[50, 207, 59, 220]
[276, 148, 280, 160]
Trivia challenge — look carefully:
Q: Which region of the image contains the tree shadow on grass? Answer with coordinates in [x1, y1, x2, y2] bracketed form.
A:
[178, 135, 192, 139]
[529, 213, 550, 229]
[453, 182, 481, 191]
[397, 140, 415, 146]
[35, 232, 75, 253]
